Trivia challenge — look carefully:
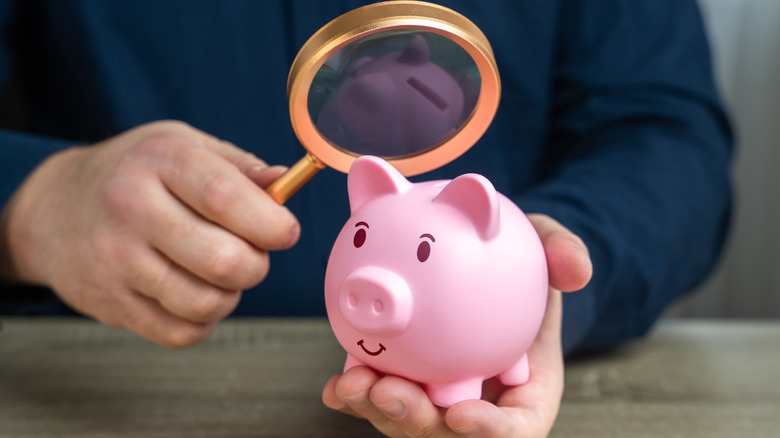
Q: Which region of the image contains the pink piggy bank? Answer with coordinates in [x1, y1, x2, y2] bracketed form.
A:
[325, 156, 549, 407]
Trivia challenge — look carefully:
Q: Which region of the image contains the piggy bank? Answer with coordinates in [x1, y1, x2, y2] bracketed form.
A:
[324, 156, 548, 407]
[317, 34, 468, 156]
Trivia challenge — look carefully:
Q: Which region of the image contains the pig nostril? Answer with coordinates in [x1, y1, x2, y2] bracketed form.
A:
[339, 267, 412, 334]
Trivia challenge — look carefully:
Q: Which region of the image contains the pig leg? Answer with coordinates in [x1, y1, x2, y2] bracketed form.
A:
[343, 354, 366, 373]
[424, 378, 484, 408]
[498, 353, 530, 386]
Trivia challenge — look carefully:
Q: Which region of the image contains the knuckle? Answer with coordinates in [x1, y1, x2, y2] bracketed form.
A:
[188, 289, 238, 323]
[97, 177, 146, 221]
[203, 241, 244, 285]
[200, 173, 236, 215]
[202, 245, 268, 290]
[129, 129, 198, 163]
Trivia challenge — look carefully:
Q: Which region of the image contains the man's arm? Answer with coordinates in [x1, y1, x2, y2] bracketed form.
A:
[517, 0, 732, 353]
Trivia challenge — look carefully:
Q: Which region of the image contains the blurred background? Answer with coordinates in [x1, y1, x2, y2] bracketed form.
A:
[668, 0, 780, 317]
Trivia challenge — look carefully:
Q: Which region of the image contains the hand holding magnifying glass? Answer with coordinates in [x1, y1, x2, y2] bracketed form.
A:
[266, 0, 501, 204]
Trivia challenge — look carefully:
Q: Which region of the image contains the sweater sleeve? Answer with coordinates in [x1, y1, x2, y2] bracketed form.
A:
[0, 1, 73, 210]
[515, 0, 733, 354]
[0, 130, 75, 209]
[0, 1, 77, 307]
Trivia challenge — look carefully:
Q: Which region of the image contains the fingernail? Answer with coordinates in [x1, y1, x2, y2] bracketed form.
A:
[246, 164, 268, 175]
[377, 401, 405, 419]
[264, 165, 289, 174]
[247, 164, 288, 177]
[567, 237, 590, 260]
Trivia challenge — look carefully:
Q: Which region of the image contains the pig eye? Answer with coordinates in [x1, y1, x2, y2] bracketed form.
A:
[354, 229, 366, 248]
[417, 233, 435, 262]
[417, 241, 430, 262]
[353, 222, 369, 248]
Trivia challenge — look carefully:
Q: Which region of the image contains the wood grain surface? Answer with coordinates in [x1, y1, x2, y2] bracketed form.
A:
[1, 318, 778, 437]
[554, 320, 780, 438]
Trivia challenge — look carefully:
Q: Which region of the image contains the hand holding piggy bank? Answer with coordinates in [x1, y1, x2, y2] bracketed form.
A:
[325, 156, 548, 407]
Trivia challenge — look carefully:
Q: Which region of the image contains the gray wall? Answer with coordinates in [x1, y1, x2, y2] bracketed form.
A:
[669, 0, 780, 317]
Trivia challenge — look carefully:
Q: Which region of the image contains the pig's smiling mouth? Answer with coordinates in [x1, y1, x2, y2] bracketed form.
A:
[357, 339, 386, 356]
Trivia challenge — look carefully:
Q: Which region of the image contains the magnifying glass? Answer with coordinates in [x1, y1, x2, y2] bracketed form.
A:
[266, 1, 501, 204]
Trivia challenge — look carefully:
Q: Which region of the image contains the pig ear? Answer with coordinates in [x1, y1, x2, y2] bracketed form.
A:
[399, 34, 430, 65]
[433, 174, 500, 240]
[344, 56, 374, 75]
[348, 156, 410, 213]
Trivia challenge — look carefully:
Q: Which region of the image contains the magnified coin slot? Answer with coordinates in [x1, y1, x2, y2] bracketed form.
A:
[408, 76, 449, 111]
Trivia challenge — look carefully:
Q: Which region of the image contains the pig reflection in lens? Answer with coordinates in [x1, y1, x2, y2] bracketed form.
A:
[265, 1, 501, 204]
[311, 32, 479, 157]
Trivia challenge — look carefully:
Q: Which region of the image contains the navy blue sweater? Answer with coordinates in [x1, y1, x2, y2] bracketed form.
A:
[0, 0, 732, 354]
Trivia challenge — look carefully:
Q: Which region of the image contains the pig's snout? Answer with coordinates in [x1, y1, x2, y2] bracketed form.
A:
[338, 266, 412, 334]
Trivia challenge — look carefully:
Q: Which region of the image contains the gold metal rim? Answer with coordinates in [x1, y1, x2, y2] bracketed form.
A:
[287, 1, 501, 176]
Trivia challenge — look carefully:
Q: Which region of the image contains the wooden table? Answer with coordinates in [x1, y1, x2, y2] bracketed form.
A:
[0, 318, 777, 437]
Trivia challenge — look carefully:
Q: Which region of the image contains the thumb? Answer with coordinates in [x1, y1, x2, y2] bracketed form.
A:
[139, 120, 268, 174]
[202, 136, 269, 175]
[528, 213, 592, 292]
[198, 134, 291, 189]
[246, 165, 289, 189]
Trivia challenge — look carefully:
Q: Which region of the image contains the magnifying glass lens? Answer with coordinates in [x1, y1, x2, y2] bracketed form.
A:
[309, 31, 481, 158]
[267, 2, 500, 205]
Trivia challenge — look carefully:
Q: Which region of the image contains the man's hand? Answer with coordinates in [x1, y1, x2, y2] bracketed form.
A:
[322, 214, 591, 437]
[1, 121, 299, 348]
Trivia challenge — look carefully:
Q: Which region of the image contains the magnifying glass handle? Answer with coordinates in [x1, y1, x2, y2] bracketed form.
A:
[266, 152, 326, 204]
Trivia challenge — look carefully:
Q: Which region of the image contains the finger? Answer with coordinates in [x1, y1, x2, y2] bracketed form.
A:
[370, 375, 451, 437]
[148, 194, 271, 291]
[246, 165, 288, 189]
[139, 132, 299, 251]
[322, 375, 362, 418]
[334, 367, 405, 436]
[113, 289, 217, 349]
[527, 214, 592, 292]
[124, 244, 242, 324]
[323, 375, 349, 411]
[446, 400, 519, 438]
[104, 178, 271, 291]
[197, 136, 302, 244]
